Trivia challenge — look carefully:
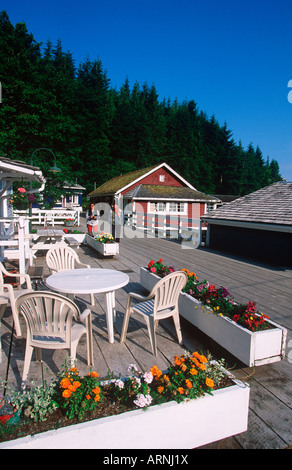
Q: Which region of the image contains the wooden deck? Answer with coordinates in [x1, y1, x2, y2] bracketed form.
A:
[1, 226, 291, 449]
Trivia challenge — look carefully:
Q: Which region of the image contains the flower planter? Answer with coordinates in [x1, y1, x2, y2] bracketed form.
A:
[64, 220, 75, 227]
[86, 234, 119, 256]
[63, 233, 86, 244]
[140, 267, 287, 367]
[14, 202, 29, 211]
[0, 369, 249, 449]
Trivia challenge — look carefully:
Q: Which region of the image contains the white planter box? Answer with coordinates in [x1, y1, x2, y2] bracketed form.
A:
[64, 233, 86, 244]
[0, 370, 249, 449]
[85, 234, 119, 256]
[140, 267, 287, 367]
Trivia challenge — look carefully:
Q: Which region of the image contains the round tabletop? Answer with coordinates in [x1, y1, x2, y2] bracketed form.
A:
[46, 268, 129, 295]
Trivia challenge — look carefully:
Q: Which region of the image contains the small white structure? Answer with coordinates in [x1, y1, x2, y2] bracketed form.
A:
[0, 157, 45, 275]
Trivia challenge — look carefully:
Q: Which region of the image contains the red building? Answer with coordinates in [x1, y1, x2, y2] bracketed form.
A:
[88, 162, 220, 241]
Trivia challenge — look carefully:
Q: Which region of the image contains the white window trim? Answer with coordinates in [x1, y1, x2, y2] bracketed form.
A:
[147, 201, 187, 215]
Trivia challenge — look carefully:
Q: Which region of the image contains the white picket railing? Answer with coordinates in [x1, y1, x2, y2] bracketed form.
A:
[0, 217, 31, 280]
[124, 212, 201, 245]
[14, 208, 80, 226]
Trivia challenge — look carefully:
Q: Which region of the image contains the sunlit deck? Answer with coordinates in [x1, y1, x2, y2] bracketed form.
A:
[1, 220, 291, 449]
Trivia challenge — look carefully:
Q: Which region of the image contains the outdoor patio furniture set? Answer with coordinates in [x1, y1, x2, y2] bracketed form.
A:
[1, 245, 188, 386]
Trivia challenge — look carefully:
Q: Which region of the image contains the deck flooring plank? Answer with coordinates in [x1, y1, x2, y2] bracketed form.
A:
[248, 379, 292, 444]
[1, 224, 292, 449]
[234, 409, 287, 449]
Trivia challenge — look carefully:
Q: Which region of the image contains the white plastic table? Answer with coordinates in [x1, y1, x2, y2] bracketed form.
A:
[45, 268, 129, 344]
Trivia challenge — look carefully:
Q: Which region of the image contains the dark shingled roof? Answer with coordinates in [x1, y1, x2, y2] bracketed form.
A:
[124, 184, 219, 202]
[202, 182, 292, 226]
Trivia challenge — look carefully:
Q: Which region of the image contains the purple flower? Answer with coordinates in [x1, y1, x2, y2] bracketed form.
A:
[221, 287, 230, 298]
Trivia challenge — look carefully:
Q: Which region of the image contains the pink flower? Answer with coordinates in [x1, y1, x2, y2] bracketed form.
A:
[150, 267, 156, 273]
[17, 187, 26, 193]
[143, 371, 153, 384]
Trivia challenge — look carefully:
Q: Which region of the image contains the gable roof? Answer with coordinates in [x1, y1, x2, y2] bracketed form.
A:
[88, 162, 196, 197]
[124, 184, 219, 202]
[202, 181, 292, 226]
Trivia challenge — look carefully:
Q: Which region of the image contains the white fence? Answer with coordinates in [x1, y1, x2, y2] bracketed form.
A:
[14, 208, 80, 226]
[0, 217, 31, 279]
[124, 212, 201, 246]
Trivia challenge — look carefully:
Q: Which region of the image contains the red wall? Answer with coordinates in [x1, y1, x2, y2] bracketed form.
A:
[121, 167, 184, 196]
[121, 167, 204, 228]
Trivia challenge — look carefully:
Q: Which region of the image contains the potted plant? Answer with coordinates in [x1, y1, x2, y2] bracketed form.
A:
[0, 352, 250, 449]
[9, 187, 29, 211]
[140, 261, 287, 367]
[64, 218, 75, 227]
[86, 232, 119, 256]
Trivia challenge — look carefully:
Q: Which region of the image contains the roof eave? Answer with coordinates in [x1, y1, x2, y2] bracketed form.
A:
[202, 217, 292, 233]
[116, 162, 197, 195]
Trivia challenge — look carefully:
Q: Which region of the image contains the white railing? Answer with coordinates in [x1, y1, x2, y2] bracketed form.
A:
[125, 212, 201, 245]
[0, 217, 31, 280]
[14, 208, 80, 226]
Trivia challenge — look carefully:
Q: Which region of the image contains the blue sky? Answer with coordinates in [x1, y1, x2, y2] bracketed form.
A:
[3, 0, 292, 181]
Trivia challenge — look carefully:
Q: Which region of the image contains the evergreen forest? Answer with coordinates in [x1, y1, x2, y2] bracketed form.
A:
[0, 11, 282, 198]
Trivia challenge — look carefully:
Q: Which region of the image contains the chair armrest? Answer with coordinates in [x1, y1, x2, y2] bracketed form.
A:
[1, 283, 14, 296]
[128, 292, 149, 302]
[79, 308, 91, 322]
[129, 291, 155, 302]
[15, 273, 32, 289]
[1, 270, 32, 289]
[76, 261, 91, 269]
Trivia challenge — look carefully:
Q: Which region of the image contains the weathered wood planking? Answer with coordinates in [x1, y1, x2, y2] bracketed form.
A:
[1, 229, 291, 449]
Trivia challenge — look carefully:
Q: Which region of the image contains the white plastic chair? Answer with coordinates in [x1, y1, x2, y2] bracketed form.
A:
[0, 261, 33, 337]
[120, 270, 188, 355]
[46, 245, 94, 305]
[15, 291, 93, 383]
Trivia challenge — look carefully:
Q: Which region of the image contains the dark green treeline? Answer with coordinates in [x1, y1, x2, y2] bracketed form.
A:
[0, 11, 281, 196]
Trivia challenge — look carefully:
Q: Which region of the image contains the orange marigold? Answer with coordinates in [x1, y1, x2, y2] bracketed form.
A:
[174, 356, 181, 366]
[206, 378, 214, 388]
[157, 386, 164, 394]
[92, 387, 101, 395]
[192, 357, 201, 367]
[185, 379, 192, 389]
[199, 355, 207, 363]
[60, 378, 71, 389]
[94, 395, 101, 402]
[150, 365, 162, 377]
[190, 368, 198, 375]
[89, 371, 99, 378]
[177, 387, 184, 394]
[62, 389, 72, 398]
[192, 351, 201, 359]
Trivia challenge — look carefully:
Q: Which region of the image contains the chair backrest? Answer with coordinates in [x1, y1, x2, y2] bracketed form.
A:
[15, 291, 80, 347]
[149, 271, 188, 319]
[46, 245, 80, 273]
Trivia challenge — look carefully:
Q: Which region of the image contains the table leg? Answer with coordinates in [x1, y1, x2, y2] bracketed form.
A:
[105, 291, 115, 343]
[86, 313, 94, 366]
